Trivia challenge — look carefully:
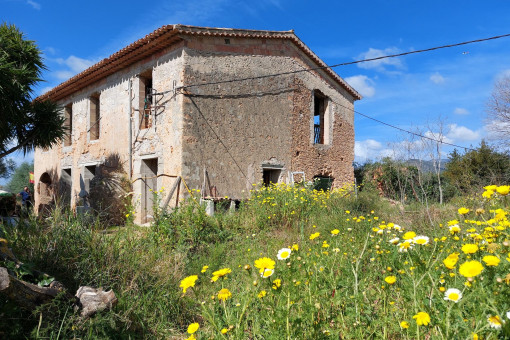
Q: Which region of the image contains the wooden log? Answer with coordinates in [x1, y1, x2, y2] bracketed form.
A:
[0, 267, 63, 310]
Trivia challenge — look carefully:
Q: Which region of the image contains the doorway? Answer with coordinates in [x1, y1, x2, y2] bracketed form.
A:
[141, 158, 158, 223]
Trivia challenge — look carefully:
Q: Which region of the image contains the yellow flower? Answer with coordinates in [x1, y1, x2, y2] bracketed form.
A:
[221, 328, 228, 334]
[258, 290, 267, 298]
[458, 207, 470, 215]
[484, 185, 498, 191]
[331, 229, 340, 236]
[482, 255, 500, 266]
[482, 190, 494, 199]
[254, 257, 275, 273]
[461, 244, 479, 254]
[384, 276, 397, 285]
[272, 279, 282, 289]
[185, 334, 196, 340]
[413, 312, 431, 326]
[261, 268, 274, 278]
[488, 315, 503, 329]
[211, 268, 232, 282]
[458, 260, 484, 278]
[496, 185, 510, 195]
[187, 322, 199, 334]
[217, 288, 232, 301]
[309, 232, 320, 240]
[201, 265, 209, 273]
[291, 244, 299, 251]
[180, 275, 198, 294]
[403, 231, 416, 240]
[400, 321, 409, 329]
[472, 333, 479, 340]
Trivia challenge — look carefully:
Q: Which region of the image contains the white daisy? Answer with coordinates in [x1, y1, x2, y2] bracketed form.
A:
[261, 268, 274, 278]
[277, 248, 292, 260]
[389, 237, 400, 245]
[397, 241, 413, 253]
[413, 235, 430, 245]
[443, 288, 462, 303]
[488, 315, 503, 329]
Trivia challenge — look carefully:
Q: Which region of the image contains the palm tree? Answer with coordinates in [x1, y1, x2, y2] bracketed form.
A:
[0, 23, 65, 159]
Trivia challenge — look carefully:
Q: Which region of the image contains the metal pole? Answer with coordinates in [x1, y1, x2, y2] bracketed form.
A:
[128, 79, 133, 179]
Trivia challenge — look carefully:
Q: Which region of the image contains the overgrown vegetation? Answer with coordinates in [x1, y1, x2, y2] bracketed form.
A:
[355, 141, 510, 205]
[1, 179, 509, 339]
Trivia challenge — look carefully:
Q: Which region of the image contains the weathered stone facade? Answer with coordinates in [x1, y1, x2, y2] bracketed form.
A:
[34, 25, 360, 223]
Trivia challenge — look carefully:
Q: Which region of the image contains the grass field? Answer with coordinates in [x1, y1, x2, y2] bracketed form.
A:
[1, 183, 509, 339]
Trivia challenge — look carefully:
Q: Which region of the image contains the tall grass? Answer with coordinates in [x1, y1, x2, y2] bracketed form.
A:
[0, 183, 508, 339]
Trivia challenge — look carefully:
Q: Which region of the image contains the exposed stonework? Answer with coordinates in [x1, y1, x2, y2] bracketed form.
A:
[34, 25, 360, 224]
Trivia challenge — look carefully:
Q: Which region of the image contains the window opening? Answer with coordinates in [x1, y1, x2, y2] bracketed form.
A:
[64, 104, 72, 146]
[89, 93, 100, 140]
[314, 92, 326, 144]
[139, 73, 153, 129]
[263, 168, 281, 186]
[313, 175, 333, 191]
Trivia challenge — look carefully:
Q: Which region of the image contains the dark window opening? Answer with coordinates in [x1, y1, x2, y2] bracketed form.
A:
[224, 38, 230, 44]
[90, 93, 100, 140]
[263, 168, 281, 186]
[64, 104, 72, 146]
[139, 72, 153, 129]
[313, 176, 333, 191]
[314, 91, 326, 144]
[60, 168, 72, 205]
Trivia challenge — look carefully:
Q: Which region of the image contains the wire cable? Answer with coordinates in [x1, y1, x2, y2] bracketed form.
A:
[338, 103, 477, 152]
[174, 33, 510, 91]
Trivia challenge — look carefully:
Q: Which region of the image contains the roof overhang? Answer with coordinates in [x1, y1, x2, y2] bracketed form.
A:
[38, 25, 361, 102]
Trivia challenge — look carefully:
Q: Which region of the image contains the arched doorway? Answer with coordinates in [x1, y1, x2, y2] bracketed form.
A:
[38, 172, 53, 215]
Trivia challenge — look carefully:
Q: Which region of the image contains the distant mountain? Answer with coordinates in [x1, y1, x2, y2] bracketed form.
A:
[405, 159, 449, 173]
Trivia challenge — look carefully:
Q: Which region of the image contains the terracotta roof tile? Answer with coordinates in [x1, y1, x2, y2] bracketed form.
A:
[38, 25, 360, 102]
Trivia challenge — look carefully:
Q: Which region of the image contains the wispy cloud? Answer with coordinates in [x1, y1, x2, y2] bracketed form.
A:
[356, 47, 404, 72]
[51, 55, 96, 80]
[453, 107, 469, 115]
[355, 139, 393, 162]
[26, 0, 40, 10]
[430, 72, 445, 84]
[345, 75, 375, 98]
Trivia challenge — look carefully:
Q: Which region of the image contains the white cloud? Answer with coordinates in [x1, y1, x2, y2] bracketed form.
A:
[56, 56, 95, 73]
[52, 55, 96, 80]
[345, 75, 375, 98]
[54, 70, 75, 80]
[355, 139, 393, 162]
[453, 107, 469, 115]
[26, 0, 40, 10]
[430, 72, 445, 84]
[446, 124, 480, 142]
[423, 131, 453, 144]
[356, 47, 404, 71]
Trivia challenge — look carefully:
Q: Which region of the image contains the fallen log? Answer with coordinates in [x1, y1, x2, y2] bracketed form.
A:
[0, 238, 116, 317]
[0, 267, 65, 309]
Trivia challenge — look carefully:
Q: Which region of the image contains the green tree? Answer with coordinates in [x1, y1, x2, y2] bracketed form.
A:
[0, 158, 15, 179]
[0, 23, 65, 159]
[7, 162, 34, 195]
[444, 141, 510, 193]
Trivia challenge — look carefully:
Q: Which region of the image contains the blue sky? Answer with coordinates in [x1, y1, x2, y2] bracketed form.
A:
[2, 0, 510, 172]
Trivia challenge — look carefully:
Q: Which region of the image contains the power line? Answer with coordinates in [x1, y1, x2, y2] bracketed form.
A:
[340, 103, 477, 152]
[175, 32, 510, 91]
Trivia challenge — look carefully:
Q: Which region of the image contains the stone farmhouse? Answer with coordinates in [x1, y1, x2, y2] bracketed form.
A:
[34, 25, 361, 223]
